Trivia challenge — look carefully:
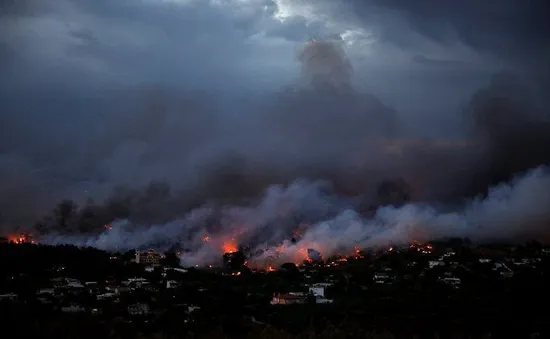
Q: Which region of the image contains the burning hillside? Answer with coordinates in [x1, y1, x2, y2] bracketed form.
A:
[36, 166, 550, 268]
[7, 232, 35, 244]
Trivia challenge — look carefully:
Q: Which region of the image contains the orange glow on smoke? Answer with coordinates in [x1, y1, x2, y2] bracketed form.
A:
[222, 240, 238, 254]
[298, 248, 312, 264]
[275, 243, 287, 254]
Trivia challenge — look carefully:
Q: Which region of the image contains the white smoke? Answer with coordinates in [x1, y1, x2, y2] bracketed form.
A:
[41, 166, 550, 267]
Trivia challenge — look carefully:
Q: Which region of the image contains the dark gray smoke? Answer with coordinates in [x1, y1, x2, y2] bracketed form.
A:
[298, 39, 353, 90]
[5, 38, 548, 246]
[463, 72, 550, 195]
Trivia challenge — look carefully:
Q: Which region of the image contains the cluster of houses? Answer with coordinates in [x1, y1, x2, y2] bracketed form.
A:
[271, 283, 334, 305]
[31, 270, 190, 315]
[2, 243, 548, 319]
[0, 251, 197, 319]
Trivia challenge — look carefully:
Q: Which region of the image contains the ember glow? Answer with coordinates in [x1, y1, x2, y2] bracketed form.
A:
[410, 241, 433, 254]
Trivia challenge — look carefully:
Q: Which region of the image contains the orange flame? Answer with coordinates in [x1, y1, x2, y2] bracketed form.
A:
[267, 265, 275, 272]
[203, 236, 210, 242]
[8, 233, 33, 244]
[299, 248, 312, 263]
[222, 240, 238, 254]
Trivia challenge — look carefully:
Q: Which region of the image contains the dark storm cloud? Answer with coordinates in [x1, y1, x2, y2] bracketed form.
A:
[366, 0, 550, 66]
[0, 0, 549, 244]
[411, 55, 466, 68]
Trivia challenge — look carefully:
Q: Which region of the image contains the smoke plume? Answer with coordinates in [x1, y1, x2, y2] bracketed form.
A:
[3, 38, 550, 258]
[298, 39, 353, 90]
[41, 166, 550, 267]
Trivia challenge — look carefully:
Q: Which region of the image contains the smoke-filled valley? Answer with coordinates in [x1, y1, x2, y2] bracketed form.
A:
[1, 1, 550, 267]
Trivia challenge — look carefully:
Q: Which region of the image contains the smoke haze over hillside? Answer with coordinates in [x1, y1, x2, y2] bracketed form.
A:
[1, 1, 549, 253]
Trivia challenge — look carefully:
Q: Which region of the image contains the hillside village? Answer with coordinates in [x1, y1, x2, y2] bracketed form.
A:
[1, 238, 549, 338]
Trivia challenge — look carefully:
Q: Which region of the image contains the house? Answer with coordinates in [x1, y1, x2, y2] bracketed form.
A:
[166, 280, 179, 289]
[271, 292, 306, 305]
[187, 305, 200, 313]
[61, 305, 86, 313]
[37, 296, 54, 304]
[125, 278, 148, 285]
[136, 249, 163, 265]
[440, 277, 461, 289]
[37, 288, 55, 295]
[50, 277, 65, 287]
[115, 286, 130, 294]
[373, 273, 391, 284]
[309, 286, 325, 298]
[96, 292, 116, 300]
[128, 303, 150, 316]
[429, 261, 445, 269]
[164, 267, 188, 274]
[123, 277, 149, 288]
[308, 285, 333, 304]
[65, 278, 84, 289]
[0, 293, 17, 301]
[493, 262, 514, 277]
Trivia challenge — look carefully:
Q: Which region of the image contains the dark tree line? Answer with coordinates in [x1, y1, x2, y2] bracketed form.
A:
[33, 182, 188, 235]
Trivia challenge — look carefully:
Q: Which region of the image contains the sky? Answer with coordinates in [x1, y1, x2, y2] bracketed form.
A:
[0, 0, 549, 230]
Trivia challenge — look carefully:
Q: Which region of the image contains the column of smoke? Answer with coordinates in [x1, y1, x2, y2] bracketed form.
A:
[42, 166, 550, 267]
[298, 39, 353, 90]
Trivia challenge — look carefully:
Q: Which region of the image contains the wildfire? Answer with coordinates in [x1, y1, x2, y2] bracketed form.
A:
[354, 245, 362, 258]
[203, 236, 210, 242]
[410, 241, 433, 254]
[298, 248, 312, 264]
[222, 240, 238, 254]
[267, 265, 275, 272]
[8, 233, 35, 244]
[104, 224, 113, 230]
